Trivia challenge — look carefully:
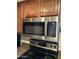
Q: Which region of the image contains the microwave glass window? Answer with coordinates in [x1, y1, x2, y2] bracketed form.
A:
[23, 22, 45, 35]
[25, 26, 33, 34]
[47, 22, 56, 37]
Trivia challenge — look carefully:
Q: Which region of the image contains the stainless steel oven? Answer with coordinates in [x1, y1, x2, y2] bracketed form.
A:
[19, 16, 60, 59]
[18, 39, 58, 59]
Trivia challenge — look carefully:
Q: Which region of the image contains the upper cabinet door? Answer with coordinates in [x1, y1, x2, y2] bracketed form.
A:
[17, 3, 21, 33]
[24, 0, 38, 18]
[17, 2, 24, 33]
[54, 0, 60, 15]
[17, 3, 21, 21]
[40, 0, 55, 16]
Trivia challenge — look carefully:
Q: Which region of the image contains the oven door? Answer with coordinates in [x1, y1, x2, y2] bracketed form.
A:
[47, 22, 58, 42]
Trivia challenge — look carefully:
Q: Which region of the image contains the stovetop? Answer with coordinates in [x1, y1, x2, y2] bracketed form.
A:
[18, 46, 58, 59]
[18, 51, 57, 59]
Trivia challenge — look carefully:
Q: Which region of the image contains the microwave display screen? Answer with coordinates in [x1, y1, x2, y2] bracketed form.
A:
[23, 22, 45, 35]
[47, 22, 56, 37]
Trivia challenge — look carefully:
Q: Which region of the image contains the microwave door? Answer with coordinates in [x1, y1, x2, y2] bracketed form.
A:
[33, 26, 43, 35]
[23, 22, 33, 34]
[23, 22, 45, 36]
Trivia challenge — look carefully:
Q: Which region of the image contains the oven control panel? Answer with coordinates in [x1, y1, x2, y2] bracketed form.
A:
[30, 39, 58, 51]
[47, 43, 57, 49]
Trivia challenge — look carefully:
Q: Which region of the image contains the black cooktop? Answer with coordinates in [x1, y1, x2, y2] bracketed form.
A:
[18, 45, 58, 59]
[18, 51, 57, 59]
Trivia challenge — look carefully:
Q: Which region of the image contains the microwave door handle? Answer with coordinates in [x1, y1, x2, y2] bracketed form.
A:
[45, 22, 47, 38]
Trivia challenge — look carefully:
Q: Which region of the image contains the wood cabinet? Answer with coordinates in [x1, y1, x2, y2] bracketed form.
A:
[24, 0, 38, 17]
[40, 0, 60, 16]
[23, 0, 60, 17]
[40, 0, 55, 16]
[54, 0, 60, 15]
[17, 2, 24, 33]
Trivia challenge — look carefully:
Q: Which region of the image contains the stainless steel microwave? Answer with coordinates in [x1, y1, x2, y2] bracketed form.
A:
[23, 16, 60, 42]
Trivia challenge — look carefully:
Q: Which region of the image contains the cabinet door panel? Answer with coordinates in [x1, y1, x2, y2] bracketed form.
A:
[17, 2, 24, 33]
[17, 3, 21, 33]
[54, 0, 60, 15]
[40, 0, 55, 16]
[24, 0, 38, 17]
[17, 3, 21, 22]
